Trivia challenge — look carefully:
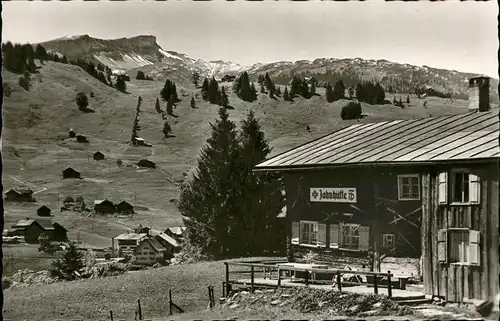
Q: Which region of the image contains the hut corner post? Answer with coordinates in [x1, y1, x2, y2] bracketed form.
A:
[373, 181, 381, 273]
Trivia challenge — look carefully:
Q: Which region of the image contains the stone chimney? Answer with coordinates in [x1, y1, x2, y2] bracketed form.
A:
[468, 76, 490, 112]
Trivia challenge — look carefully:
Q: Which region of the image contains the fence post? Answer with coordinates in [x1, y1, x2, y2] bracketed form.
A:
[169, 289, 173, 316]
[277, 268, 282, 287]
[222, 281, 226, 298]
[373, 274, 379, 295]
[336, 271, 342, 292]
[224, 262, 230, 297]
[109, 310, 113, 321]
[137, 299, 142, 320]
[251, 265, 255, 293]
[387, 270, 392, 298]
[305, 270, 309, 286]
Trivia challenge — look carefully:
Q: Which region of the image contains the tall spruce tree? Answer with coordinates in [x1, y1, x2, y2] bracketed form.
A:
[50, 242, 84, 281]
[179, 108, 240, 258]
[234, 111, 285, 255]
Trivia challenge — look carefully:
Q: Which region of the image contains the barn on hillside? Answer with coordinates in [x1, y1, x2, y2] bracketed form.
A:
[4, 188, 36, 202]
[93, 151, 105, 160]
[76, 135, 89, 143]
[254, 79, 498, 305]
[137, 159, 156, 169]
[62, 167, 81, 179]
[94, 199, 116, 214]
[37, 205, 52, 217]
[117, 201, 134, 214]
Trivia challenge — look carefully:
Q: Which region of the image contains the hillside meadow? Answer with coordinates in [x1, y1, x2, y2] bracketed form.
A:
[1, 60, 488, 271]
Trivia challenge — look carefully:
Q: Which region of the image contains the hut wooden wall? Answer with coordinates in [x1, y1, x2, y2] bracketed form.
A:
[283, 166, 423, 259]
[422, 162, 499, 302]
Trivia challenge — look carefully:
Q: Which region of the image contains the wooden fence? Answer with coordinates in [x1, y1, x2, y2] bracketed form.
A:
[224, 261, 397, 298]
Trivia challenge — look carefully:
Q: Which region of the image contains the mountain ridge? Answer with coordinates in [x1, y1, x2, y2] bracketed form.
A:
[38, 34, 498, 101]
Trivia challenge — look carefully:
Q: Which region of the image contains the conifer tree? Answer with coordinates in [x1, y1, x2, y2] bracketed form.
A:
[179, 108, 240, 258]
[163, 121, 172, 138]
[115, 76, 127, 93]
[201, 78, 210, 101]
[406, 95, 410, 104]
[76, 92, 89, 111]
[155, 97, 162, 113]
[219, 87, 229, 107]
[208, 78, 219, 104]
[167, 95, 174, 115]
[232, 111, 285, 255]
[333, 80, 345, 101]
[50, 242, 84, 281]
[136, 71, 146, 80]
[325, 83, 334, 103]
[190, 96, 196, 109]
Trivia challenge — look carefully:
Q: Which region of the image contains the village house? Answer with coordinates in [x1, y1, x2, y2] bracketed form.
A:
[254, 77, 498, 304]
[137, 159, 156, 168]
[9, 219, 68, 243]
[37, 205, 52, 217]
[116, 201, 134, 215]
[93, 151, 105, 160]
[62, 167, 81, 179]
[114, 232, 148, 257]
[10, 219, 45, 243]
[155, 232, 181, 258]
[94, 199, 116, 214]
[134, 238, 167, 265]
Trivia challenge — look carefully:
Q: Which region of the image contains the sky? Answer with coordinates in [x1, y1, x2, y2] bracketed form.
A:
[2, 1, 498, 78]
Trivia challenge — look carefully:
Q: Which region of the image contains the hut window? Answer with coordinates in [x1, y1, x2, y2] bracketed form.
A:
[451, 171, 480, 204]
[397, 175, 420, 200]
[299, 221, 318, 245]
[382, 233, 395, 248]
[341, 224, 360, 249]
[449, 229, 469, 263]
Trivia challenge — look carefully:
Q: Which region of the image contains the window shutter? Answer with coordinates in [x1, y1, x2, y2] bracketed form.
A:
[468, 230, 480, 266]
[469, 174, 480, 204]
[438, 172, 448, 204]
[358, 226, 370, 251]
[329, 224, 339, 248]
[291, 222, 299, 245]
[437, 229, 448, 263]
[317, 223, 327, 247]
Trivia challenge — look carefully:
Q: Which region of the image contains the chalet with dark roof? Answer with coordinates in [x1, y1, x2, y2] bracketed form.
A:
[4, 188, 36, 202]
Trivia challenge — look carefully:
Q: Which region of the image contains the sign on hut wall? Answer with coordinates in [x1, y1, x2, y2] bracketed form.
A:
[310, 188, 357, 203]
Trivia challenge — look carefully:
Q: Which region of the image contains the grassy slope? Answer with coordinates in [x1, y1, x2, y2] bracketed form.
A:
[1, 60, 490, 258]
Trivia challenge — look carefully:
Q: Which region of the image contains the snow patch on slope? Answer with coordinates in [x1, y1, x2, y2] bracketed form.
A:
[159, 49, 183, 61]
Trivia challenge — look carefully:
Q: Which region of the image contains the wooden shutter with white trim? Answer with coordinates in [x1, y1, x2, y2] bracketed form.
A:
[358, 226, 370, 251]
[438, 172, 448, 204]
[291, 222, 300, 245]
[329, 224, 339, 248]
[468, 230, 480, 266]
[469, 174, 480, 204]
[317, 223, 327, 247]
[437, 229, 448, 263]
